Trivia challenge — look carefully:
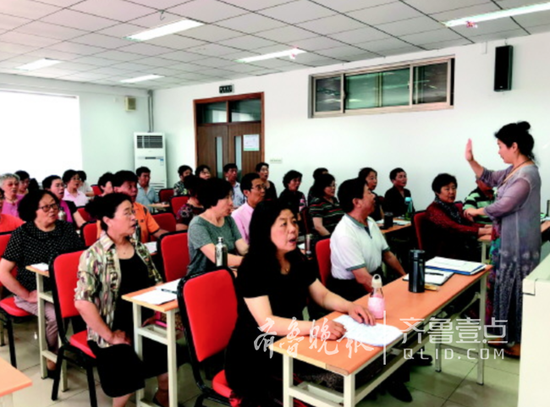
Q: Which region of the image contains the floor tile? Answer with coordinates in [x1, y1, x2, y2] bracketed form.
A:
[358, 387, 446, 406]
[408, 358, 476, 399]
[448, 365, 519, 407]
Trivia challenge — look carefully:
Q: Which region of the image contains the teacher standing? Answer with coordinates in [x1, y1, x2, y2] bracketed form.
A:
[464, 121, 540, 358]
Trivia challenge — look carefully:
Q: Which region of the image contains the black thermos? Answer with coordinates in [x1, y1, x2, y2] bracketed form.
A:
[409, 250, 425, 293]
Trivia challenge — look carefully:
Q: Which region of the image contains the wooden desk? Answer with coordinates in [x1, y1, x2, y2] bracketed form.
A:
[25, 265, 67, 390]
[271, 268, 490, 407]
[0, 357, 32, 407]
[122, 286, 179, 407]
[379, 219, 411, 235]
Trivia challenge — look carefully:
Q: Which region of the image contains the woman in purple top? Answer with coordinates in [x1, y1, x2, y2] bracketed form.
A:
[464, 121, 540, 358]
[0, 173, 24, 218]
[43, 175, 86, 228]
[62, 169, 89, 207]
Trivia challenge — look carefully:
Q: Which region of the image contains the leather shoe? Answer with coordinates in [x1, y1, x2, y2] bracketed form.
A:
[387, 380, 412, 403]
[410, 352, 433, 366]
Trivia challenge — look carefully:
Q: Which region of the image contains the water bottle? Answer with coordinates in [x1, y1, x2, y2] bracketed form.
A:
[409, 250, 425, 293]
[368, 274, 385, 319]
[305, 233, 313, 258]
[58, 208, 66, 221]
[215, 237, 228, 267]
[404, 197, 414, 221]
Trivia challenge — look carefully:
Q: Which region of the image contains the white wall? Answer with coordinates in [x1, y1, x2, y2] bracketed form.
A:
[0, 74, 150, 186]
[156, 32, 549, 211]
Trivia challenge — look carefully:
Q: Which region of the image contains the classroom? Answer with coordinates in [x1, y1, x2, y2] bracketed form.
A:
[1, 1, 550, 406]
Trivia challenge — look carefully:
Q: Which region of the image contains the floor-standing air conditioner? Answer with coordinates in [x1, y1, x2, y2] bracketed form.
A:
[134, 132, 167, 191]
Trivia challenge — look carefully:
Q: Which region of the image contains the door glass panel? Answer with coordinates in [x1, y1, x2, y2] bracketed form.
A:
[197, 102, 227, 124]
[230, 99, 261, 122]
[235, 136, 242, 178]
[216, 137, 223, 178]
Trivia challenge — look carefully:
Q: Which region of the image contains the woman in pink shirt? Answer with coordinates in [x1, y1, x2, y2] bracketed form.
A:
[0, 188, 23, 232]
[0, 173, 24, 218]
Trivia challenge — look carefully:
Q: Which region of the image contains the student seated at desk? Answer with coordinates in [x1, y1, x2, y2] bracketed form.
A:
[0, 190, 83, 373]
[187, 178, 248, 276]
[136, 166, 159, 206]
[175, 175, 204, 231]
[0, 173, 24, 218]
[309, 173, 343, 236]
[43, 175, 87, 228]
[425, 173, 491, 260]
[75, 193, 184, 407]
[358, 167, 383, 221]
[113, 171, 168, 243]
[383, 167, 413, 217]
[232, 173, 265, 244]
[173, 164, 192, 197]
[62, 169, 89, 207]
[0, 189, 23, 232]
[225, 200, 374, 406]
[463, 178, 495, 225]
[97, 172, 115, 197]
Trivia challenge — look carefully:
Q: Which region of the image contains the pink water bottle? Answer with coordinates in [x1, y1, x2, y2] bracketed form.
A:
[368, 274, 385, 319]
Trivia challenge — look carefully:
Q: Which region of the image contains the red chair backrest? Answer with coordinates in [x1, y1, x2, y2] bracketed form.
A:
[159, 231, 189, 282]
[316, 238, 331, 286]
[152, 212, 176, 233]
[413, 211, 428, 250]
[0, 232, 17, 285]
[77, 207, 91, 223]
[171, 196, 189, 216]
[159, 189, 174, 203]
[180, 268, 237, 363]
[51, 251, 85, 319]
[81, 221, 99, 247]
[91, 185, 102, 196]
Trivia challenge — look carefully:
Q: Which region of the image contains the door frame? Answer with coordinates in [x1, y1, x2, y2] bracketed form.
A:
[193, 92, 265, 166]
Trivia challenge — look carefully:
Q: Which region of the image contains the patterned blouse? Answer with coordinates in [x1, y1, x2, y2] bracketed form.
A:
[74, 232, 162, 348]
[176, 202, 205, 226]
[173, 180, 189, 197]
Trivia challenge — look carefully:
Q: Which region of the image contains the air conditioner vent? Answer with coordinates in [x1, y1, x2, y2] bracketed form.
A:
[137, 134, 163, 149]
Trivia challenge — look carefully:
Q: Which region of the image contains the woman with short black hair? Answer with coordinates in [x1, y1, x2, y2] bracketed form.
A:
[309, 173, 343, 236]
[43, 175, 86, 227]
[62, 169, 88, 206]
[0, 190, 83, 372]
[187, 178, 247, 276]
[278, 170, 306, 215]
[256, 162, 277, 201]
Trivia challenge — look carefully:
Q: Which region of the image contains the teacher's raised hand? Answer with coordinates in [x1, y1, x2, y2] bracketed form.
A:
[465, 139, 474, 162]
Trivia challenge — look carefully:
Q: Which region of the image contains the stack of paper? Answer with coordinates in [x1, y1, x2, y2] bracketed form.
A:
[426, 257, 485, 275]
[333, 315, 402, 347]
[30, 263, 49, 271]
[403, 269, 453, 286]
[133, 290, 176, 305]
[155, 280, 180, 294]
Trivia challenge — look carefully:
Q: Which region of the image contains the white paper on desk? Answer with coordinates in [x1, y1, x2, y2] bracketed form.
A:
[155, 280, 180, 294]
[334, 315, 402, 347]
[133, 290, 176, 305]
[31, 263, 48, 271]
[393, 220, 411, 226]
[144, 241, 157, 254]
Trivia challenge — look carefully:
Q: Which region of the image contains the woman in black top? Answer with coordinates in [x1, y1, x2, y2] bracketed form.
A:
[256, 162, 277, 201]
[0, 190, 83, 371]
[225, 201, 374, 406]
[358, 167, 383, 221]
[278, 170, 306, 215]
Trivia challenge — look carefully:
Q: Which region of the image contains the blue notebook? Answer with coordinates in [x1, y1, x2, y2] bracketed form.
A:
[426, 257, 485, 276]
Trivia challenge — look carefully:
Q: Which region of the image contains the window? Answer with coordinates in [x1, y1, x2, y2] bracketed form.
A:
[311, 57, 454, 117]
[0, 90, 81, 181]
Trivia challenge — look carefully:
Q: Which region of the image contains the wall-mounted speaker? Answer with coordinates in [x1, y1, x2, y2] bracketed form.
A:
[494, 45, 513, 92]
[125, 96, 137, 111]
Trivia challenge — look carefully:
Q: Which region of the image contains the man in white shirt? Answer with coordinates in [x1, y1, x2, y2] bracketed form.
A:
[231, 173, 265, 244]
[330, 177, 405, 301]
[224, 163, 245, 208]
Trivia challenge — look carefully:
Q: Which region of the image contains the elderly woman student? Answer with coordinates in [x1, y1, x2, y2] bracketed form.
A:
[75, 193, 183, 407]
[0, 190, 83, 371]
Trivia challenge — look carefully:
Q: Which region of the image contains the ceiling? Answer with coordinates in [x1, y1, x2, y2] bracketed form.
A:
[0, 0, 548, 90]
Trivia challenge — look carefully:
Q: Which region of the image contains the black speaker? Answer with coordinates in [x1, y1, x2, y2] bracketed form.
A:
[494, 45, 513, 91]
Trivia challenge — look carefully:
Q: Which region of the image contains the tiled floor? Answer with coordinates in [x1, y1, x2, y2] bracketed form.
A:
[0, 318, 519, 407]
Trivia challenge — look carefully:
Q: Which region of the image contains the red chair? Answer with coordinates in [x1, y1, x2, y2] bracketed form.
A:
[0, 232, 33, 368]
[159, 188, 174, 203]
[91, 185, 102, 196]
[158, 231, 189, 282]
[177, 268, 236, 406]
[413, 211, 428, 250]
[152, 212, 177, 233]
[171, 196, 189, 217]
[315, 238, 332, 287]
[50, 250, 97, 407]
[77, 206, 91, 223]
[81, 221, 98, 247]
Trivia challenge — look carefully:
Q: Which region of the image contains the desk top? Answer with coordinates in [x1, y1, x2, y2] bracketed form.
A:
[122, 286, 178, 313]
[0, 357, 32, 397]
[26, 265, 49, 277]
[271, 267, 490, 376]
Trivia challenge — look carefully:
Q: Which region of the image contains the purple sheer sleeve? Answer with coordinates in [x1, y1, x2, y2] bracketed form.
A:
[484, 178, 530, 220]
[480, 167, 511, 188]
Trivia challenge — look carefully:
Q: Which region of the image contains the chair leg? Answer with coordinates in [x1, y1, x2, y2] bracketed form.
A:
[6, 317, 17, 368]
[85, 362, 98, 407]
[51, 347, 65, 401]
[194, 394, 204, 407]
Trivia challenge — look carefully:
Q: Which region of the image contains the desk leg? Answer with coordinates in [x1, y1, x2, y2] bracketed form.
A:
[0, 393, 13, 407]
[165, 311, 178, 407]
[477, 274, 487, 385]
[343, 374, 355, 407]
[282, 354, 293, 407]
[132, 303, 144, 406]
[36, 274, 47, 379]
[435, 341, 442, 373]
[481, 242, 488, 264]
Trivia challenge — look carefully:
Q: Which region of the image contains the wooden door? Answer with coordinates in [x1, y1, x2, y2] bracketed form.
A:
[195, 93, 264, 179]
